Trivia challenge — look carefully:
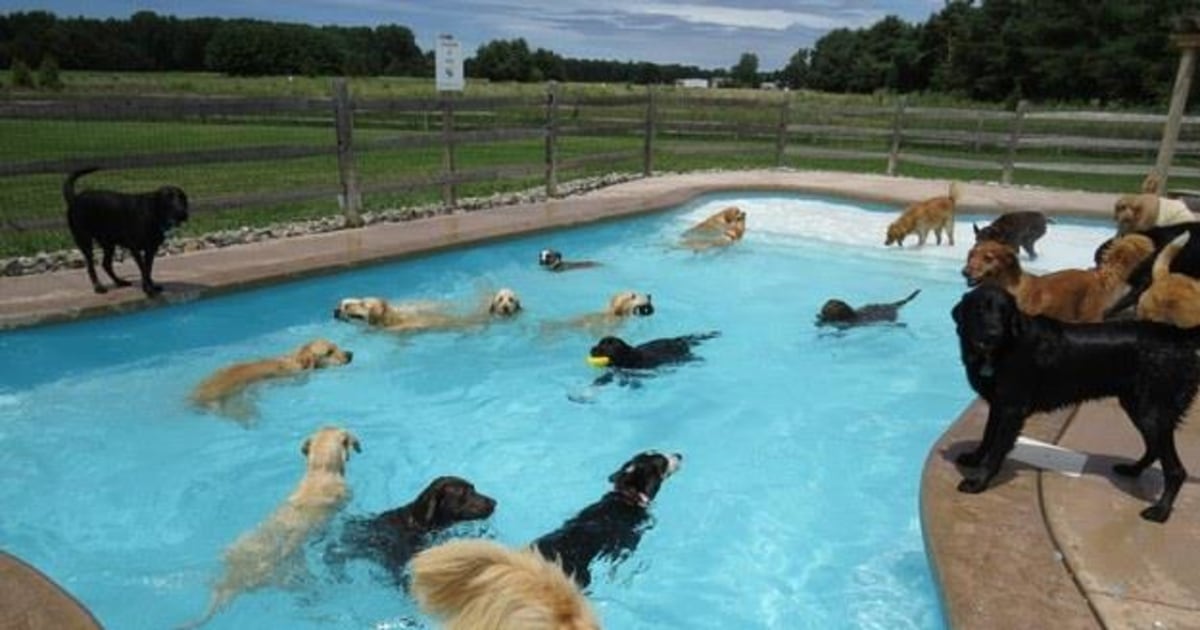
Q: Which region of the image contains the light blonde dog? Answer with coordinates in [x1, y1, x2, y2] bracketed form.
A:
[191, 339, 352, 422]
[410, 538, 599, 630]
[542, 291, 654, 336]
[1114, 173, 1196, 234]
[962, 236, 1154, 323]
[333, 289, 521, 333]
[681, 206, 746, 251]
[179, 426, 361, 629]
[1137, 232, 1200, 327]
[885, 182, 961, 247]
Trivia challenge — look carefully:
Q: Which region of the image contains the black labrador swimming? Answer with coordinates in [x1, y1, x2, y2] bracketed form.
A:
[327, 476, 496, 582]
[539, 249, 601, 272]
[972, 211, 1051, 260]
[533, 451, 682, 588]
[1094, 222, 1200, 317]
[582, 331, 720, 392]
[952, 285, 1199, 522]
[64, 167, 189, 296]
[816, 289, 920, 329]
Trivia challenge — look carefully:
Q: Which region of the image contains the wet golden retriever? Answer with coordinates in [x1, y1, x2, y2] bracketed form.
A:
[542, 291, 654, 336]
[681, 206, 746, 251]
[333, 289, 521, 333]
[191, 339, 352, 422]
[179, 426, 361, 629]
[885, 181, 961, 247]
[410, 538, 599, 630]
[961, 236, 1154, 323]
[1137, 232, 1200, 327]
[1114, 173, 1196, 234]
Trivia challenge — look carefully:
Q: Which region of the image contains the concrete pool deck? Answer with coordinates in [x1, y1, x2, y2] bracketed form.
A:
[1, 169, 1196, 629]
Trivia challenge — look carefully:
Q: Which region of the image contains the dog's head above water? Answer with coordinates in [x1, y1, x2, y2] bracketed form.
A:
[539, 249, 563, 267]
[333, 297, 390, 325]
[408, 476, 497, 529]
[488, 288, 522, 316]
[609, 291, 654, 317]
[816, 299, 856, 325]
[294, 339, 353, 369]
[301, 426, 362, 474]
[608, 451, 682, 507]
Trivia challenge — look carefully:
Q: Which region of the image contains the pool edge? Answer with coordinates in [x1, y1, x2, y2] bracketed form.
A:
[0, 551, 105, 630]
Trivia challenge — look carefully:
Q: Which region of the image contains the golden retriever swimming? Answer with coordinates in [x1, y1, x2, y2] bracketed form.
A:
[179, 426, 361, 629]
[885, 182, 961, 247]
[1137, 232, 1200, 328]
[333, 289, 521, 333]
[542, 291, 654, 336]
[1114, 173, 1196, 234]
[410, 539, 599, 630]
[191, 339, 352, 422]
[962, 236, 1153, 323]
[681, 206, 746, 251]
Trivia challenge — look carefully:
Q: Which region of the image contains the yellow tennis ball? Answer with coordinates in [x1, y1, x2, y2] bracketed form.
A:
[586, 355, 610, 368]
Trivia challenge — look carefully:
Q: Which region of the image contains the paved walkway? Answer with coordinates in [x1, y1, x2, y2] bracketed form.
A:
[3, 169, 1194, 630]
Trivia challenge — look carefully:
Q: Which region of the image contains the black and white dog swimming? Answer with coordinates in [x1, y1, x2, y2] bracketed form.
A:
[533, 451, 682, 588]
[539, 249, 601, 272]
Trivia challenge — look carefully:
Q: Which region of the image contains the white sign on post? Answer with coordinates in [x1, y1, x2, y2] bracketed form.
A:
[436, 34, 464, 92]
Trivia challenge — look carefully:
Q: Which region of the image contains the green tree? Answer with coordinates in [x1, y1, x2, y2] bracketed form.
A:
[10, 57, 32, 87]
[730, 52, 759, 87]
[37, 54, 61, 89]
[470, 38, 534, 82]
[780, 48, 809, 90]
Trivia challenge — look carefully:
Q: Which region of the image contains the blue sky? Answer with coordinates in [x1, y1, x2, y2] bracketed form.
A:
[4, 1, 945, 70]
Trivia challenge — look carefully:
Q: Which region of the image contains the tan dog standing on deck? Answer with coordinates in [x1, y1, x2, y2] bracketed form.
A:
[1137, 232, 1200, 328]
[885, 182, 961, 247]
[681, 206, 746, 251]
[333, 289, 521, 333]
[961, 236, 1154, 323]
[191, 339, 352, 422]
[410, 538, 599, 630]
[179, 426, 361, 629]
[1114, 173, 1196, 234]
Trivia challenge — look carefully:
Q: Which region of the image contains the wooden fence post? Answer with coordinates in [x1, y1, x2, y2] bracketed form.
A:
[1154, 41, 1199, 191]
[440, 92, 457, 207]
[643, 85, 657, 177]
[331, 78, 363, 227]
[775, 93, 791, 166]
[886, 96, 906, 176]
[1002, 100, 1028, 186]
[545, 81, 560, 197]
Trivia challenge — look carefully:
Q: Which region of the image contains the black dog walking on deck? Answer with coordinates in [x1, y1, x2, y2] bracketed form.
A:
[816, 289, 920, 329]
[952, 285, 1198, 522]
[971, 211, 1052, 260]
[64, 167, 189, 296]
[533, 451, 682, 588]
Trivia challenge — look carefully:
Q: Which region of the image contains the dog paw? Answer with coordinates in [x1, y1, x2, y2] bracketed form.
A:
[1112, 462, 1143, 477]
[957, 477, 990, 494]
[1140, 504, 1171, 523]
[955, 451, 984, 467]
[143, 285, 163, 297]
[113, 278, 132, 287]
[93, 285, 108, 294]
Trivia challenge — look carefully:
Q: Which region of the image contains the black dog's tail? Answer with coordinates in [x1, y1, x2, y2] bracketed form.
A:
[63, 167, 100, 204]
[894, 289, 921, 308]
[679, 331, 720, 346]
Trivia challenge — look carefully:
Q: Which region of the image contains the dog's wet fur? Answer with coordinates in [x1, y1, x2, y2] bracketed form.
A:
[972, 211, 1051, 260]
[539, 249, 601, 272]
[816, 290, 920, 329]
[952, 285, 1197, 522]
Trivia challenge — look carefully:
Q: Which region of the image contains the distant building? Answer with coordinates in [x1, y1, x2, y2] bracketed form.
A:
[759, 81, 781, 91]
[676, 78, 709, 89]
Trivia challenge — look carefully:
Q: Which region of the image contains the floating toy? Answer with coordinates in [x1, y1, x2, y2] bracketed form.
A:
[586, 355, 610, 368]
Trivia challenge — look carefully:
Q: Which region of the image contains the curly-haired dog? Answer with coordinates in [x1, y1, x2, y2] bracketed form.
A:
[333, 289, 521, 333]
[179, 427, 361, 628]
[191, 339, 353, 421]
[410, 538, 599, 630]
[972, 211, 1051, 259]
[64, 167, 189, 296]
[1114, 174, 1196, 235]
[539, 249, 601, 272]
[533, 451, 681, 588]
[952, 285, 1197, 522]
[1137, 232, 1200, 328]
[885, 182, 960, 247]
[681, 206, 746, 251]
[962, 237, 1153, 323]
[816, 289, 920, 329]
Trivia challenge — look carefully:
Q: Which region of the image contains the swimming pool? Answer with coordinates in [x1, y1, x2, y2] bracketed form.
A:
[0, 192, 1113, 629]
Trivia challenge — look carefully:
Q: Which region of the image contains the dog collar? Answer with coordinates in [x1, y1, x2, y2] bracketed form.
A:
[617, 489, 650, 508]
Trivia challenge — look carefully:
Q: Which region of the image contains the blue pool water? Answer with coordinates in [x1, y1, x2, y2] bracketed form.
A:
[0, 192, 1112, 629]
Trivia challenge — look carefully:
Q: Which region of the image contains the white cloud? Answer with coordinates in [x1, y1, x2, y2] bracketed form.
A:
[624, 3, 878, 31]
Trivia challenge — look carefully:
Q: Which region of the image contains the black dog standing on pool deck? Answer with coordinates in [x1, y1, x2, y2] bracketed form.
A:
[539, 249, 601, 272]
[952, 285, 1199, 523]
[64, 167, 189, 296]
[533, 451, 682, 588]
[971, 211, 1052, 260]
[816, 289, 920, 330]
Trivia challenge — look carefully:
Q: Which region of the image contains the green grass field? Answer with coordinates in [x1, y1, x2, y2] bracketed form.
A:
[1, 71, 1197, 258]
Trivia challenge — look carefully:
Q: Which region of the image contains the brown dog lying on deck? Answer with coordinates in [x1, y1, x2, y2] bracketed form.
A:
[191, 339, 353, 423]
[961, 236, 1153, 323]
[885, 182, 960, 247]
[681, 206, 746, 251]
[1137, 232, 1200, 328]
[333, 289, 522, 333]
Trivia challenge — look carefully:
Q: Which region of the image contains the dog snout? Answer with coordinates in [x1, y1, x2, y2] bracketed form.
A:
[344, 351, 354, 363]
[635, 303, 654, 316]
[666, 452, 683, 474]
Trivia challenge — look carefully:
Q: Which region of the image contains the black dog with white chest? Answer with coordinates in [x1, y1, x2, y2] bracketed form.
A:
[329, 476, 496, 582]
[533, 451, 682, 588]
[64, 167, 189, 296]
[539, 249, 601, 272]
[952, 285, 1198, 522]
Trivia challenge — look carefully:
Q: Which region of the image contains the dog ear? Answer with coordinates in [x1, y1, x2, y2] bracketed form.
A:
[972, 223, 980, 236]
[301, 438, 311, 457]
[343, 432, 361, 456]
[297, 350, 318, 370]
